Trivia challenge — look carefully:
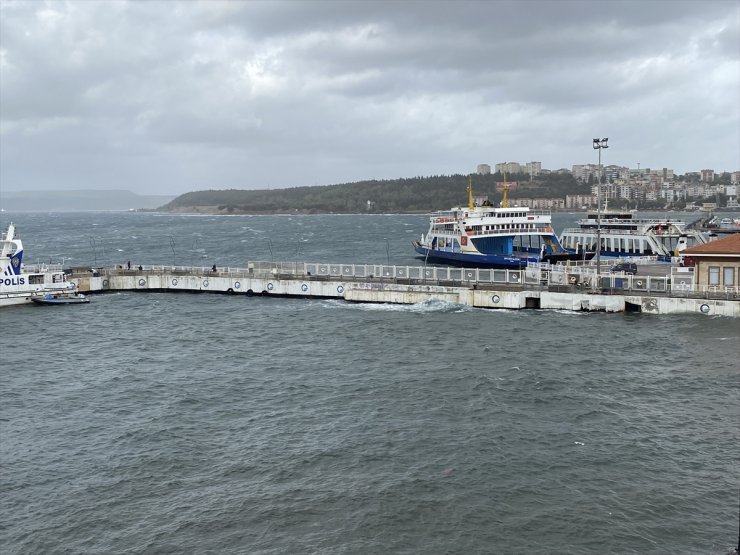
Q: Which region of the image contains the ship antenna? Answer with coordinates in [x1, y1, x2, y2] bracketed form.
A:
[467, 176, 474, 209]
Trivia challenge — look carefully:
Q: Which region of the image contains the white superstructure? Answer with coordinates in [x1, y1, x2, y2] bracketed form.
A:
[559, 211, 711, 260]
[1, 223, 77, 307]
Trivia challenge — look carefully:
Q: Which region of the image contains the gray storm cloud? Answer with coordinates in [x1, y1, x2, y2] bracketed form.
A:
[1, 0, 738, 194]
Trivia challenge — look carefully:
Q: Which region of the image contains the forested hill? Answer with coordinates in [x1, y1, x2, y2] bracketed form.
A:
[159, 173, 590, 214]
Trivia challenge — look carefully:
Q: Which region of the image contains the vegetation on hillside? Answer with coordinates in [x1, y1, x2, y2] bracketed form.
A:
[159, 173, 591, 214]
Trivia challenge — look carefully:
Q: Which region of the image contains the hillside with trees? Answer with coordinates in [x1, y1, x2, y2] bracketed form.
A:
[159, 173, 591, 214]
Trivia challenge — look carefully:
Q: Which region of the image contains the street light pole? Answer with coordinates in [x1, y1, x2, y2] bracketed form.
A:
[593, 138, 609, 286]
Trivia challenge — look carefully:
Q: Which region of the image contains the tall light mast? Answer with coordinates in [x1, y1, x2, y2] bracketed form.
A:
[593, 138, 609, 283]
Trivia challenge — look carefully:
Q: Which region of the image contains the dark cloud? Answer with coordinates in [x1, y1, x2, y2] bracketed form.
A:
[1, 0, 738, 194]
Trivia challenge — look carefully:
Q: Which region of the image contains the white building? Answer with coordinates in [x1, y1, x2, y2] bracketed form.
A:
[476, 164, 491, 175]
[619, 184, 634, 199]
[572, 164, 598, 182]
[660, 186, 686, 203]
[495, 162, 523, 174]
[525, 161, 542, 177]
[566, 194, 596, 209]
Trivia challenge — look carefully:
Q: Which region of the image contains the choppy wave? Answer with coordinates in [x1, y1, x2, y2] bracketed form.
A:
[1, 213, 738, 555]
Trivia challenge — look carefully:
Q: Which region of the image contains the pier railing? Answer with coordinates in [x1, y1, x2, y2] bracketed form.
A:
[93, 260, 739, 301]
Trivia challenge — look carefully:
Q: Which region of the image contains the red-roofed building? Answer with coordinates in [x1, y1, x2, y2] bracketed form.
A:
[681, 234, 740, 288]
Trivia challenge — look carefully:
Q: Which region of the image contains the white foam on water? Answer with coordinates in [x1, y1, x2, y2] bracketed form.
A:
[320, 298, 472, 314]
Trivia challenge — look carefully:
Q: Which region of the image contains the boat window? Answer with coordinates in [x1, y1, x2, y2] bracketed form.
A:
[708, 266, 720, 286]
[723, 267, 735, 287]
[29, 274, 44, 284]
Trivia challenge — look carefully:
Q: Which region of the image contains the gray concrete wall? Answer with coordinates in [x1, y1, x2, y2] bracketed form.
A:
[73, 269, 740, 317]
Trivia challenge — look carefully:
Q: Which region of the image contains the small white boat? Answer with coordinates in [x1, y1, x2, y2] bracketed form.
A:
[32, 293, 90, 305]
[1, 223, 79, 307]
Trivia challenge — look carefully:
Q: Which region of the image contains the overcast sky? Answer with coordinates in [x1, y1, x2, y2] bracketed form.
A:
[1, 0, 738, 195]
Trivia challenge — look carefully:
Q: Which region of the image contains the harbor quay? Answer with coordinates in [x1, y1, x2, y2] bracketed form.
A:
[67, 260, 740, 317]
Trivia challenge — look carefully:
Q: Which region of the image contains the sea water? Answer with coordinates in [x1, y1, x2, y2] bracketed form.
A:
[1, 212, 738, 554]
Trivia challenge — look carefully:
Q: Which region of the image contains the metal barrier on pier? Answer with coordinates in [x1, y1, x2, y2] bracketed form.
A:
[87, 260, 739, 301]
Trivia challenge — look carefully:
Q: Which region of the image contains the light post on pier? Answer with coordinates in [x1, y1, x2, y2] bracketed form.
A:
[593, 138, 609, 286]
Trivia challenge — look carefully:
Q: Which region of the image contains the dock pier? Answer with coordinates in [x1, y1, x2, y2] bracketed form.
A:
[69, 261, 740, 316]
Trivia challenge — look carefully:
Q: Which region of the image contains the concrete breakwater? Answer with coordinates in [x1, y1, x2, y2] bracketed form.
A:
[69, 261, 740, 317]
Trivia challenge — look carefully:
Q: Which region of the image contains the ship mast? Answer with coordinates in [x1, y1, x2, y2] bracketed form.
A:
[501, 172, 509, 208]
[467, 176, 474, 209]
[1, 223, 15, 258]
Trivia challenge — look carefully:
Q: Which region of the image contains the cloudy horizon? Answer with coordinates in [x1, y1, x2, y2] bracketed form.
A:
[1, 0, 738, 195]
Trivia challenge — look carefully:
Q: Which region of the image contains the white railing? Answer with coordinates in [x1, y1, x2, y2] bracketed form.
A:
[93, 261, 738, 299]
[22, 263, 64, 273]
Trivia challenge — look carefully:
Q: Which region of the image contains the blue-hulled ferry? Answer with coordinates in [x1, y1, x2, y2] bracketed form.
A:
[413, 181, 589, 269]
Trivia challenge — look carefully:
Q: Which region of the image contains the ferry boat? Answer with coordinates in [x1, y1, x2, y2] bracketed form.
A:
[413, 181, 589, 268]
[695, 215, 740, 234]
[1, 223, 78, 307]
[559, 211, 711, 261]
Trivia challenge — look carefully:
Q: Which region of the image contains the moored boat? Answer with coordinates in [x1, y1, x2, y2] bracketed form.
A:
[32, 293, 90, 305]
[694, 214, 740, 234]
[413, 180, 590, 269]
[1, 223, 78, 307]
[558, 211, 712, 261]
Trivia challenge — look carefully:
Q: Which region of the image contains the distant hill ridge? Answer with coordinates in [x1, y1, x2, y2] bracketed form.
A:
[160, 173, 589, 214]
[0, 190, 176, 212]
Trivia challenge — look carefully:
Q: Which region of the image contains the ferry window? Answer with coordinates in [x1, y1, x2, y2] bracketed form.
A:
[708, 267, 720, 286]
[723, 267, 735, 287]
[29, 274, 44, 284]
